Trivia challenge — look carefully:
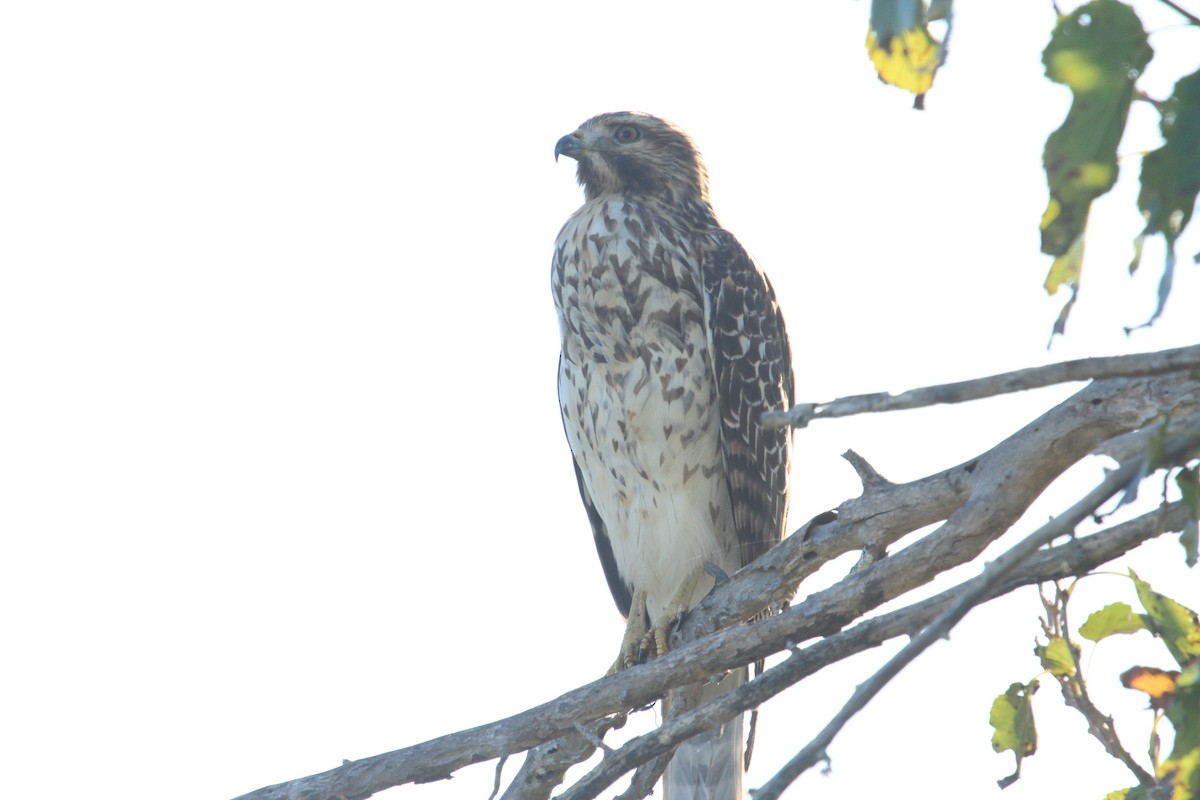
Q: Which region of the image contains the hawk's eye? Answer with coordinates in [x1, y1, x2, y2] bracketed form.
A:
[614, 125, 641, 144]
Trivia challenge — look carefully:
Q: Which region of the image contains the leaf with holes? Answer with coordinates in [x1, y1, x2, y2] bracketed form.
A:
[1039, 0, 1152, 332]
[990, 681, 1039, 788]
[1129, 68, 1200, 330]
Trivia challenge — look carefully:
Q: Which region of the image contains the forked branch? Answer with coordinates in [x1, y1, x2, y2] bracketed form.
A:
[231, 374, 1200, 800]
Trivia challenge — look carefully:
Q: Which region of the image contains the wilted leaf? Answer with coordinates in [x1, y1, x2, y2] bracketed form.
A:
[990, 681, 1038, 788]
[1081, 602, 1149, 641]
[1128, 68, 1200, 330]
[1121, 665, 1180, 710]
[1131, 570, 1200, 665]
[1040, 0, 1152, 333]
[1037, 636, 1078, 677]
[866, 0, 953, 106]
[1044, 231, 1086, 297]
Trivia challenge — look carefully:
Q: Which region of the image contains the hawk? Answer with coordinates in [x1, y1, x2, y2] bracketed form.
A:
[552, 112, 793, 799]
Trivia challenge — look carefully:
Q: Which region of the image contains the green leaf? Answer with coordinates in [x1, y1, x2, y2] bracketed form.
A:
[1182, 661, 1200, 689]
[1179, 466, 1200, 567]
[1163, 682, 1200, 769]
[990, 681, 1039, 788]
[1128, 68, 1200, 330]
[1036, 636, 1078, 677]
[1107, 788, 1154, 800]
[1081, 602, 1149, 641]
[1131, 570, 1200, 665]
[1160, 740, 1200, 799]
[1039, 0, 1152, 332]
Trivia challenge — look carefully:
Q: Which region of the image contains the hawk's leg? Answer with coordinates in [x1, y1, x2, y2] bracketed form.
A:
[608, 589, 649, 675]
[642, 567, 705, 660]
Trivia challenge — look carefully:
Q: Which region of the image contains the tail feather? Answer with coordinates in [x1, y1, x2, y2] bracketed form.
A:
[663, 668, 746, 800]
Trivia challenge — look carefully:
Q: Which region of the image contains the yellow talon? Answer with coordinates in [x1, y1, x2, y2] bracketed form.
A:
[606, 568, 713, 675]
[608, 590, 649, 675]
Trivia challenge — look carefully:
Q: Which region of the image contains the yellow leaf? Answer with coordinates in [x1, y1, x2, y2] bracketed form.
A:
[866, 26, 941, 96]
[1121, 665, 1180, 710]
[1044, 234, 1085, 295]
[1040, 197, 1062, 230]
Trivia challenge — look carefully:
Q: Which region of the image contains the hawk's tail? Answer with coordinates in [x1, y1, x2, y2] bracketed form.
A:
[663, 667, 746, 800]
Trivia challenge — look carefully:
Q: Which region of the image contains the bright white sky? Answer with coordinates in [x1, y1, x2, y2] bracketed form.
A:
[2, 2, 1198, 799]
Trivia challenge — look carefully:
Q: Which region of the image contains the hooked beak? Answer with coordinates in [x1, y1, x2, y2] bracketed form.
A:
[554, 132, 584, 162]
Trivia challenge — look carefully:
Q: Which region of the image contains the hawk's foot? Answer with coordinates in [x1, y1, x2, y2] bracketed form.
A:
[607, 589, 649, 676]
[640, 567, 705, 660]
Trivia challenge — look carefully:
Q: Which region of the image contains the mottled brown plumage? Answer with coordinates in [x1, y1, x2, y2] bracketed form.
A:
[552, 112, 793, 800]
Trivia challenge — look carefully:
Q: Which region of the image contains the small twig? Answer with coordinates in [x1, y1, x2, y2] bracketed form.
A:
[1157, 0, 1200, 25]
[762, 345, 1200, 429]
[1041, 588, 1157, 786]
[487, 755, 508, 800]
[614, 753, 671, 800]
[842, 449, 890, 488]
[571, 722, 612, 753]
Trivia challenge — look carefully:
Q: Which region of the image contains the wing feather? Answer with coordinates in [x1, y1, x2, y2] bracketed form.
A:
[700, 232, 794, 568]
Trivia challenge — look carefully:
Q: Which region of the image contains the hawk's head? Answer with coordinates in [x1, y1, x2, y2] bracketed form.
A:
[555, 112, 710, 206]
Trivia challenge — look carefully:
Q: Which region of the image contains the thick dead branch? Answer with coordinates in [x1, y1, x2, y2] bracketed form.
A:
[753, 437, 1198, 800]
[680, 375, 1199, 644]
[557, 500, 1192, 800]
[231, 375, 1199, 800]
[498, 716, 626, 800]
[761, 344, 1200, 429]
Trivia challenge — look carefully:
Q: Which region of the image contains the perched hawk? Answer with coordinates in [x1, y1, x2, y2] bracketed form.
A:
[552, 112, 793, 799]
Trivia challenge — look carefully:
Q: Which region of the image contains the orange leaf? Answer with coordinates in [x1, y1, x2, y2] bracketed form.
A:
[1121, 666, 1180, 710]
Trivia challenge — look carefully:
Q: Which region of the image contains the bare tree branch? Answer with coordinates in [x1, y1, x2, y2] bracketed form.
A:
[1157, 0, 1200, 26]
[554, 500, 1192, 800]
[761, 344, 1200, 429]
[488, 755, 509, 800]
[753, 435, 1199, 800]
[230, 375, 1200, 800]
[498, 716, 627, 800]
[682, 375, 1199, 647]
[614, 753, 670, 800]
